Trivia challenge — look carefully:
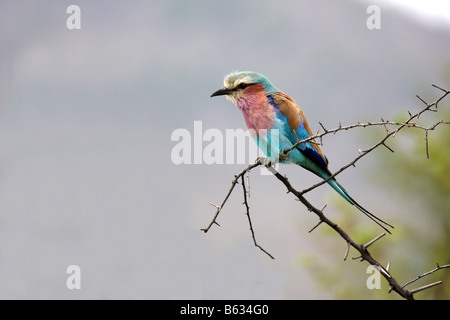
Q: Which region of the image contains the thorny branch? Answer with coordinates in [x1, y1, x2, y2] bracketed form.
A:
[241, 174, 275, 259]
[402, 263, 450, 292]
[201, 85, 450, 299]
[201, 162, 261, 232]
[287, 84, 450, 196]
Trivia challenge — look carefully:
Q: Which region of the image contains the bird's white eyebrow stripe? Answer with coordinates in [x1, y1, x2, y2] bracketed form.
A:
[236, 76, 253, 86]
[224, 75, 254, 89]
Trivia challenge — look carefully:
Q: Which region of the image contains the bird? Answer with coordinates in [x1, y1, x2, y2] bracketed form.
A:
[211, 71, 394, 233]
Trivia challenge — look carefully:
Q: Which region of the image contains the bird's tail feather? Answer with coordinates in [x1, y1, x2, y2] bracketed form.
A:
[326, 177, 394, 234]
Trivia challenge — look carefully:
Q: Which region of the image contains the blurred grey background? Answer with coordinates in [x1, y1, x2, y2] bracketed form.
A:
[0, 0, 449, 299]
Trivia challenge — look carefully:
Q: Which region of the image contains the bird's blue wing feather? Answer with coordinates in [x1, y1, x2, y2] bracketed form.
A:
[269, 95, 329, 171]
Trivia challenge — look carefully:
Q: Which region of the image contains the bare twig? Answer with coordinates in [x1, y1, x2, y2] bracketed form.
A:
[241, 175, 274, 259]
[409, 281, 443, 295]
[308, 205, 326, 233]
[201, 162, 261, 233]
[343, 242, 350, 261]
[363, 233, 386, 250]
[402, 263, 450, 290]
[308, 220, 323, 233]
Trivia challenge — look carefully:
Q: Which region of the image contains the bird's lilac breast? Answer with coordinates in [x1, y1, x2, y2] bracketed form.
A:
[236, 84, 276, 131]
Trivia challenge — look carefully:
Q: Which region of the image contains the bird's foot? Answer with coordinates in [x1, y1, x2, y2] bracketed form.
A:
[279, 150, 288, 161]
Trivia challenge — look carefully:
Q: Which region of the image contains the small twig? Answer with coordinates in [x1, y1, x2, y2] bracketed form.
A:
[241, 175, 274, 259]
[308, 205, 326, 233]
[319, 122, 328, 133]
[201, 161, 261, 233]
[363, 233, 386, 250]
[416, 95, 430, 107]
[343, 242, 350, 261]
[309, 220, 323, 233]
[431, 84, 449, 93]
[381, 142, 395, 153]
[210, 203, 221, 210]
[402, 263, 450, 289]
[409, 281, 443, 295]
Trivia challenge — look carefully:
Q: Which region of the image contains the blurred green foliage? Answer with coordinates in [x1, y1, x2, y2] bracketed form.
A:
[298, 89, 449, 300]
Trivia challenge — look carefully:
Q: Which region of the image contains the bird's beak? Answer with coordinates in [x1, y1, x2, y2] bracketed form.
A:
[210, 87, 232, 97]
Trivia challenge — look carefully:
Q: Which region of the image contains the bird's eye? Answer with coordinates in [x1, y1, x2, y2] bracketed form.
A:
[238, 83, 249, 90]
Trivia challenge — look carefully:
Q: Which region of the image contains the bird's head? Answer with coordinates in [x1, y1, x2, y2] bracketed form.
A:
[210, 71, 278, 103]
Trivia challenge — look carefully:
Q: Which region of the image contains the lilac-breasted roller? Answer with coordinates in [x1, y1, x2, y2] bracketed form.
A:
[211, 71, 393, 233]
